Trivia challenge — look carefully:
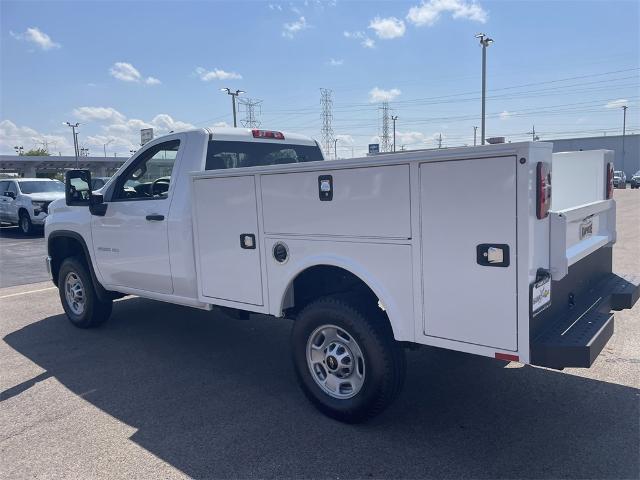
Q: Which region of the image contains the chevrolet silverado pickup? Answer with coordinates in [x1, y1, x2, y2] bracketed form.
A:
[44, 128, 639, 422]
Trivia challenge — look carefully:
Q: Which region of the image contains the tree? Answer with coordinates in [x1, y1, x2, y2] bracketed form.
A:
[22, 148, 50, 156]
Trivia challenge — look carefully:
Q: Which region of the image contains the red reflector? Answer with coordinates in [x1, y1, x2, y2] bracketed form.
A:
[606, 162, 614, 199]
[536, 162, 551, 219]
[252, 129, 285, 140]
[495, 352, 520, 362]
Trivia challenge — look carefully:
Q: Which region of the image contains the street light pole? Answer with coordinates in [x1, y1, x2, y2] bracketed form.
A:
[334, 138, 341, 160]
[64, 122, 80, 167]
[622, 105, 628, 174]
[473, 126, 478, 146]
[391, 115, 398, 152]
[103, 139, 114, 158]
[221, 88, 245, 127]
[475, 33, 493, 146]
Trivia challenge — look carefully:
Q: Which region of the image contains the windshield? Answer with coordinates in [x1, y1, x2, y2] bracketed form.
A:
[18, 181, 64, 194]
[205, 140, 324, 170]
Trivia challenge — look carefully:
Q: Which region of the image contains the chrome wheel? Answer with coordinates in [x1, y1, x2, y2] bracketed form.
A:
[306, 324, 366, 399]
[64, 272, 86, 316]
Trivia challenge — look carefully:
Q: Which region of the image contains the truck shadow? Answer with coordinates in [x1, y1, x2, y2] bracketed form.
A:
[3, 297, 639, 479]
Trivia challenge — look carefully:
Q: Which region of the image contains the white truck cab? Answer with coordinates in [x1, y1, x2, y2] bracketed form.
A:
[45, 127, 639, 422]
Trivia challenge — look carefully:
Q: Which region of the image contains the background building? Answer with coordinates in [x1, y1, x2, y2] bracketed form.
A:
[548, 134, 639, 177]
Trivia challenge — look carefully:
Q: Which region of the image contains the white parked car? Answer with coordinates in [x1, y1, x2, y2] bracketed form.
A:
[0, 178, 65, 234]
[613, 170, 627, 188]
[44, 128, 639, 422]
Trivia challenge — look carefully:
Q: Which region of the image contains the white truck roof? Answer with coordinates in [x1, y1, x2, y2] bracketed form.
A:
[204, 127, 319, 147]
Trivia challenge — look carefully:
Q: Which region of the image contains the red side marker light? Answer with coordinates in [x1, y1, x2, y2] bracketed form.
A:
[495, 352, 520, 362]
[606, 162, 614, 199]
[252, 129, 285, 140]
[536, 162, 552, 219]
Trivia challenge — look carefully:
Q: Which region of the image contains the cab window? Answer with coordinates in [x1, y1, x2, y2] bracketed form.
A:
[113, 140, 180, 200]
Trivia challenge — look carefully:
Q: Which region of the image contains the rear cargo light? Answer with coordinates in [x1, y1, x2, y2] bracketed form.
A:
[606, 162, 614, 199]
[495, 352, 520, 362]
[252, 129, 285, 140]
[536, 162, 551, 219]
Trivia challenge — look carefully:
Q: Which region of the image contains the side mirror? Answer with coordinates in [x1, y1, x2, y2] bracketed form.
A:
[65, 170, 92, 206]
[4, 191, 15, 199]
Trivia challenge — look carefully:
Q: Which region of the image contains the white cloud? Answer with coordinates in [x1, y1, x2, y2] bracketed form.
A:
[407, 0, 487, 27]
[499, 110, 511, 120]
[282, 16, 308, 38]
[605, 99, 628, 109]
[335, 134, 354, 145]
[10, 27, 60, 50]
[369, 16, 406, 39]
[0, 119, 72, 154]
[369, 87, 401, 103]
[327, 58, 344, 66]
[268, 3, 283, 11]
[397, 131, 426, 145]
[73, 106, 126, 123]
[344, 30, 376, 48]
[211, 121, 230, 128]
[109, 62, 160, 85]
[194, 66, 242, 81]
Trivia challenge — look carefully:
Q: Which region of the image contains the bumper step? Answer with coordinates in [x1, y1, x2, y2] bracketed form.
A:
[608, 273, 640, 310]
[531, 272, 639, 369]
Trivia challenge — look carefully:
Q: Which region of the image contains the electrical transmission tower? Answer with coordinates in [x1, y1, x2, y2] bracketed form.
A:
[320, 88, 335, 159]
[238, 98, 263, 128]
[380, 102, 391, 152]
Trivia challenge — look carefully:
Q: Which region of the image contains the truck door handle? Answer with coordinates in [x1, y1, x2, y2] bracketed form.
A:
[145, 214, 165, 221]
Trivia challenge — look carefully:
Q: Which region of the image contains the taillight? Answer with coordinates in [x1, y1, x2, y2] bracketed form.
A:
[252, 129, 285, 140]
[606, 162, 614, 199]
[536, 162, 551, 219]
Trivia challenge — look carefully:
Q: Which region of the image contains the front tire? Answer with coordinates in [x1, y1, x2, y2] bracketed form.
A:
[19, 211, 33, 235]
[58, 257, 112, 328]
[291, 296, 406, 423]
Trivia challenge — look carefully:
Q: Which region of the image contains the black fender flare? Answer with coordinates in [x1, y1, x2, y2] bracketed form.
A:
[48, 230, 114, 302]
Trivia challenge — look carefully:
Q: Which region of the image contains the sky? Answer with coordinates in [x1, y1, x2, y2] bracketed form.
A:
[1, 0, 639, 158]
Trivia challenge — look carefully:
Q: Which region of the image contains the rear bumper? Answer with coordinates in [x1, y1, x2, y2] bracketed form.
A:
[531, 249, 639, 369]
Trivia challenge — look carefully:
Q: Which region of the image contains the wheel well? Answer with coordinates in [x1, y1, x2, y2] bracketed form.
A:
[285, 265, 387, 323]
[48, 236, 87, 286]
[18, 207, 29, 217]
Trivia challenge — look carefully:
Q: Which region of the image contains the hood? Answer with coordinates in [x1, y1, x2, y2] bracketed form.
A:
[23, 192, 66, 202]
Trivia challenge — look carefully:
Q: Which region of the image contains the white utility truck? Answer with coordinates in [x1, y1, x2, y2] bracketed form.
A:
[45, 128, 639, 422]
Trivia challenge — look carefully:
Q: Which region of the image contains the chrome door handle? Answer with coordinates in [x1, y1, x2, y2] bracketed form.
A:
[145, 214, 165, 221]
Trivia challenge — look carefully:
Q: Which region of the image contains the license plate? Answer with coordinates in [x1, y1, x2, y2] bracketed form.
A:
[532, 275, 551, 315]
[580, 218, 593, 240]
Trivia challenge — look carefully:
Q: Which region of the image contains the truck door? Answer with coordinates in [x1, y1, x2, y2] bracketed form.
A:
[91, 135, 185, 294]
[420, 156, 518, 351]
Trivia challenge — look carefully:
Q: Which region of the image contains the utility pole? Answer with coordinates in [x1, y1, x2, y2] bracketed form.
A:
[622, 105, 628, 174]
[64, 122, 80, 167]
[527, 125, 539, 141]
[103, 139, 114, 158]
[437, 133, 443, 149]
[320, 88, 335, 159]
[221, 88, 245, 127]
[475, 33, 493, 145]
[473, 126, 478, 146]
[391, 115, 398, 152]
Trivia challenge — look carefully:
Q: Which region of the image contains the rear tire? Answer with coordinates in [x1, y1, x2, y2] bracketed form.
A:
[58, 257, 112, 328]
[291, 296, 406, 423]
[19, 211, 33, 235]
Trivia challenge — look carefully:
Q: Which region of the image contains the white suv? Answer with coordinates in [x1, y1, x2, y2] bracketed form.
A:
[0, 178, 65, 234]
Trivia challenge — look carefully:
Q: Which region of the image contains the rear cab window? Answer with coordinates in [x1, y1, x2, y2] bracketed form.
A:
[205, 140, 324, 170]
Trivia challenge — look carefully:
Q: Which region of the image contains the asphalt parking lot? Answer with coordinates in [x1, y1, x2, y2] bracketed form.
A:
[0, 226, 48, 288]
[0, 190, 638, 479]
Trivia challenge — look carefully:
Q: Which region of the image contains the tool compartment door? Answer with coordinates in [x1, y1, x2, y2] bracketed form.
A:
[192, 175, 263, 305]
[420, 156, 518, 350]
